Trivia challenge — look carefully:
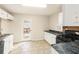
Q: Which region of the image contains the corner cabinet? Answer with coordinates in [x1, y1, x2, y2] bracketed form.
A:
[0, 8, 14, 21]
[63, 5, 79, 26]
[44, 32, 56, 45]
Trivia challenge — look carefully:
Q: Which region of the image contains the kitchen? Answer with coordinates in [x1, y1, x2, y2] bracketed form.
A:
[0, 7, 14, 53]
[45, 4, 79, 54]
[0, 4, 79, 54]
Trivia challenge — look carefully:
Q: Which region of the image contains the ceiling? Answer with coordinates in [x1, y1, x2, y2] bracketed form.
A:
[0, 4, 61, 16]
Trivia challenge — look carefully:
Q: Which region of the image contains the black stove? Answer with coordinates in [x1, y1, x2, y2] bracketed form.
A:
[56, 30, 79, 43]
[52, 30, 79, 54]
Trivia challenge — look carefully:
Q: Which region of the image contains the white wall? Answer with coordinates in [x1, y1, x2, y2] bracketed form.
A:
[49, 13, 58, 30]
[48, 12, 63, 31]
[12, 15, 49, 42]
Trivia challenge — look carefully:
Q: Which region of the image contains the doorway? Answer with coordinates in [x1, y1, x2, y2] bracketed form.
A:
[23, 20, 32, 41]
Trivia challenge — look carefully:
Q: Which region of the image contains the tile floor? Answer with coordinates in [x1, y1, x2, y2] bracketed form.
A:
[9, 40, 58, 54]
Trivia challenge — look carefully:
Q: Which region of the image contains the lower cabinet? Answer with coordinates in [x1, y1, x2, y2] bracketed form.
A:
[0, 41, 4, 54]
[44, 32, 56, 45]
[3, 35, 13, 54]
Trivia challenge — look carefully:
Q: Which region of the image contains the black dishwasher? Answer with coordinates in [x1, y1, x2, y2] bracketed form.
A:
[0, 41, 4, 54]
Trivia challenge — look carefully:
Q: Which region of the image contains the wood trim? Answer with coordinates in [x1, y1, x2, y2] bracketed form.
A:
[63, 26, 79, 31]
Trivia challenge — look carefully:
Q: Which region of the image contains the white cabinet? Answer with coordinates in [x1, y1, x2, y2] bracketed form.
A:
[44, 32, 56, 45]
[0, 8, 7, 19]
[7, 14, 14, 21]
[0, 8, 14, 20]
[63, 5, 79, 26]
[3, 35, 13, 54]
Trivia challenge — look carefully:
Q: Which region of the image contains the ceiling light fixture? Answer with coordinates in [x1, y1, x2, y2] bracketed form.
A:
[22, 4, 47, 8]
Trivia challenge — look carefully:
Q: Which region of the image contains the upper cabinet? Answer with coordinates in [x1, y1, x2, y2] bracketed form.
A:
[0, 8, 14, 21]
[0, 8, 7, 19]
[7, 13, 14, 21]
[63, 5, 79, 26]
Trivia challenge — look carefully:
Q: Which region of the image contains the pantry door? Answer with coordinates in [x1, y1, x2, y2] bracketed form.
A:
[23, 20, 32, 41]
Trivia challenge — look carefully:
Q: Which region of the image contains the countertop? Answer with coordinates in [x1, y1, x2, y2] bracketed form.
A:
[52, 40, 79, 54]
[0, 34, 11, 41]
[45, 30, 62, 35]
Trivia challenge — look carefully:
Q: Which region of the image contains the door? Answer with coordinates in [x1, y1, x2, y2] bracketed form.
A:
[23, 20, 32, 41]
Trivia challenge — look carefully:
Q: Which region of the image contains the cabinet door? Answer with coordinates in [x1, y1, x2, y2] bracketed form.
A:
[44, 32, 56, 44]
[8, 35, 13, 51]
[4, 36, 10, 54]
[0, 8, 7, 19]
[44, 32, 49, 42]
[3, 35, 13, 54]
[48, 33, 56, 44]
[0, 8, 14, 20]
[7, 14, 14, 20]
[63, 5, 79, 26]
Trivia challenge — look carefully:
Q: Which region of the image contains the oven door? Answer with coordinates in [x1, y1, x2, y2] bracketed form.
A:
[0, 41, 4, 54]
